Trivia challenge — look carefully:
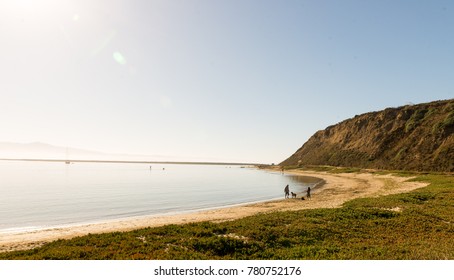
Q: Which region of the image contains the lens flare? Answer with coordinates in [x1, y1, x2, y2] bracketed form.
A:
[113, 52, 127, 65]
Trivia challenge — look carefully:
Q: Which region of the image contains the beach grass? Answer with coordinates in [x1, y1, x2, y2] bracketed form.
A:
[1, 172, 453, 260]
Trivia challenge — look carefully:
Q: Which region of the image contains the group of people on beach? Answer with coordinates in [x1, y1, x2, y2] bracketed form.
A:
[284, 184, 311, 200]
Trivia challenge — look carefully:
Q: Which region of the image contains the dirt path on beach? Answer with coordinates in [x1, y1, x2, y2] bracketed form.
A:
[0, 170, 428, 253]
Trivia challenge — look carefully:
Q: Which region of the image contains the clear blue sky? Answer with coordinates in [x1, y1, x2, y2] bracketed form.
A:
[1, 0, 453, 163]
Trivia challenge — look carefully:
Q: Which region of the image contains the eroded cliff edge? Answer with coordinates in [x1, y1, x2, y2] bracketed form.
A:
[281, 99, 454, 172]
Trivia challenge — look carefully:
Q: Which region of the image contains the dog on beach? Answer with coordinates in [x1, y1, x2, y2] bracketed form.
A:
[291, 192, 297, 198]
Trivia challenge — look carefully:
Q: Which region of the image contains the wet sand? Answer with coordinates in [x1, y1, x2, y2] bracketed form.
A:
[0, 170, 428, 253]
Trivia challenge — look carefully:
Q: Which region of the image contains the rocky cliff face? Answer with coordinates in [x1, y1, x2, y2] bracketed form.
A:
[281, 99, 454, 172]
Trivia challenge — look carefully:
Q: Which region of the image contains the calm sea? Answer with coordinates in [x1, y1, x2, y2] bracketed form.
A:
[0, 160, 320, 233]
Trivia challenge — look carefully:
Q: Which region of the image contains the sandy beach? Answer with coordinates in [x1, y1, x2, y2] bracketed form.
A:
[0, 170, 428, 253]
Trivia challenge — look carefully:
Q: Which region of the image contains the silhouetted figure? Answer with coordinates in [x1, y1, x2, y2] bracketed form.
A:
[307, 186, 311, 200]
[284, 184, 290, 199]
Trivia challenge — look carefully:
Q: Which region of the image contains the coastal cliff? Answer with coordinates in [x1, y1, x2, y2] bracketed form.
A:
[281, 99, 454, 172]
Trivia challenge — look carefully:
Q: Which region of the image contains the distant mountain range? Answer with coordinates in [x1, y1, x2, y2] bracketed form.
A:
[0, 142, 200, 162]
[0, 142, 103, 159]
[281, 99, 454, 172]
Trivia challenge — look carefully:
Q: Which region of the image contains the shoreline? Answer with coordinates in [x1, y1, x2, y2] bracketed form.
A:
[0, 170, 428, 253]
[0, 196, 287, 235]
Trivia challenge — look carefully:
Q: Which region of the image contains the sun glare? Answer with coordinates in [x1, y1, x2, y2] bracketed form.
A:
[3, 0, 54, 20]
[6, 0, 71, 16]
[13, 0, 38, 9]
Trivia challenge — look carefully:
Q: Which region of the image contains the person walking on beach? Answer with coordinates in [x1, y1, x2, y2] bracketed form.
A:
[306, 186, 311, 200]
[284, 184, 290, 199]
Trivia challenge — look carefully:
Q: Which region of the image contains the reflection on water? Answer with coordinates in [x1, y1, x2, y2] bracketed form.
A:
[0, 161, 321, 232]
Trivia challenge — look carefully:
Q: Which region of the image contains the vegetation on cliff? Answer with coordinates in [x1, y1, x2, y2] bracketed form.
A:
[281, 99, 454, 172]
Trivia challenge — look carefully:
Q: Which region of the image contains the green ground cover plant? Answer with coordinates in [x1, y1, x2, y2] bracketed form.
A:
[1, 171, 453, 260]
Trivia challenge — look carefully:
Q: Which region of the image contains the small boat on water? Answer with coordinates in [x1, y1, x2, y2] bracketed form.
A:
[65, 147, 70, 164]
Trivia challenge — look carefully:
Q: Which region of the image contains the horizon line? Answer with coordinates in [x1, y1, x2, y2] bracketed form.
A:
[0, 158, 265, 166]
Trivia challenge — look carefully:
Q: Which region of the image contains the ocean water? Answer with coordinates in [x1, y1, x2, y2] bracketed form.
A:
[0, 161, 321, 233]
